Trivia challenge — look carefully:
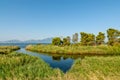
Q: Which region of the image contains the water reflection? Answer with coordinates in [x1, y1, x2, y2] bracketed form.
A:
[52, 56, 61, 61]
[63, 56, 68, 60]
[0, 43, 83, 73]
[17, 48, 82, 73]
[38, 52, 84, 60]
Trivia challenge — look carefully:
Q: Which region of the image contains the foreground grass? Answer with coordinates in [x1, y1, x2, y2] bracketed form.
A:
[0, 52, 120, 80]
[0, 46, 20, 54]
[64, 56, 120, 80]
[0, 52, 63, 80]
[48, 56, 120, 80]
[26, 44, 120, 55]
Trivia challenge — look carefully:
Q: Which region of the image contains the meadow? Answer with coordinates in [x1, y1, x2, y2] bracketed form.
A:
[0, 52, 63, 80]
[0, 52, 120, 80]
[1, 45, 120, 80]
[26, 44, 120, 55]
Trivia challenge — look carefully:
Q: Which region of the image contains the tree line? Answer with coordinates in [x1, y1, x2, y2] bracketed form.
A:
[52, 28, 120, 46]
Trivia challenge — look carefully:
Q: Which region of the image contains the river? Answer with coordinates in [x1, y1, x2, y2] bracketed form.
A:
[0, 43, 81, 73]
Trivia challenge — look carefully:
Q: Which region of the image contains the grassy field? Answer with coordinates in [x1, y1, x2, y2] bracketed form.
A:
[64, 56, 120, 80]
[0, 52, 120, 80]
[0, 52, 63, 80]
[0, 46, 20, 54]
[1, 45, 120, 80]
[26, 44, 120, 55]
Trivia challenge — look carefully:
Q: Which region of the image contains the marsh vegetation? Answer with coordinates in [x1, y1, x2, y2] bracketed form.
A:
[0, 52, 63, 80]
[1, 28, 120, 80]
[0, 52, 120, 80]
[26, 28, 120, 55]
[26, 44, 120, 55]
[0, 46, 20, 54]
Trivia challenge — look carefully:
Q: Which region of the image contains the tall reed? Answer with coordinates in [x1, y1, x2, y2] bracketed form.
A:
[0, 46, 20, 54]
[26, 44, 120, 55]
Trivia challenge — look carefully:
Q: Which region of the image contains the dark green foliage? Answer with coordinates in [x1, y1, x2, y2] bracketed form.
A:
[51, 28, 120, 47]
[63, 38, 68, 46]
[63, 37, 70, 46]
[96, 32, 105, 45]
[52, 37, 62, 46]
[107, 28, 120, 46]
[80, 32, 87, 46]
[80, 32, 95, 46]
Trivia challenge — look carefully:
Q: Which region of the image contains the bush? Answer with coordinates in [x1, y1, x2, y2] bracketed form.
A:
[52, 37, 63, 46]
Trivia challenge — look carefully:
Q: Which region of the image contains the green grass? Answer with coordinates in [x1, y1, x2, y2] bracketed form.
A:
[1, 45, 120, 80]
[26, 44, 120, 55]
[0, 52, 63, 80]
[47, 56, 120, 80]
[63, 56, 120, 80]
[0, 52, 120, 80]
[0, 46, 20, 54]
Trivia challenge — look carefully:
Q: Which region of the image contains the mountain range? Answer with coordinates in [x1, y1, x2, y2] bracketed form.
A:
[0, 38, 53, 43]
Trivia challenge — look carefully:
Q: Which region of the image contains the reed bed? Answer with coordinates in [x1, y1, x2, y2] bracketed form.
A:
[0, 46, 20, 54]
[0, 52, 63, 80]
[26, 44, 120, 55]
[61, 56, 120, 80]
[0, 52, 120, 80]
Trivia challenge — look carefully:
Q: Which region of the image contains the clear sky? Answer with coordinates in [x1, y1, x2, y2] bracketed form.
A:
[0, 0, 120, 41]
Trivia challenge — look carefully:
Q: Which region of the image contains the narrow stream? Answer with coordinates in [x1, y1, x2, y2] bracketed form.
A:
[0, 43, 81, 73]
[17, 48, 74, 73]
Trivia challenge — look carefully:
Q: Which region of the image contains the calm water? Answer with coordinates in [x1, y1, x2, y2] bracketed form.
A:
[0, 43, 81, 73]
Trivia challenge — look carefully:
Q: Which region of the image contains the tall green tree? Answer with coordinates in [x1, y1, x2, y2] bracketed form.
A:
[80, 32, 88, 46]
[63, 38, 69, 46]
[63, 36, 71, 46]
[52, 37, 62, 46]
[107, 28, 120, 46]
[87, 33, 95, 46]
[96, 32, 105, 45]
[72, 33, 78, 43]
[80, 32, 95, 46]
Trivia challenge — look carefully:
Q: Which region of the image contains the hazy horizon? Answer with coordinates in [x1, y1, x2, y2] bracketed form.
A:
[0, 37, 53, 42]
[0, 0, 120, 41]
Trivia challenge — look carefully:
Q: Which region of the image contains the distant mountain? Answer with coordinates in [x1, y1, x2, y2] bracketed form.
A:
[24, 38, 53, 43]
[0, 38, 53, 43]
[0, 40, 22, 43]
[39, 38, 53, 43]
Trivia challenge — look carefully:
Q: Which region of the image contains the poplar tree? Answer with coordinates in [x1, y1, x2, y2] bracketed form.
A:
[72, 33, 78, 43]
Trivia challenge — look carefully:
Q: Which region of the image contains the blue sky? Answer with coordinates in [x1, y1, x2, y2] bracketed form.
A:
[0, 0, 120, 41]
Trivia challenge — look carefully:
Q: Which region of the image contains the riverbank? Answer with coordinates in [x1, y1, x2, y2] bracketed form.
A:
[0, 52, 63, 80]
[0, 46, 20, 54]
[1, 45, 120, 79]
[63, 56, 120, 80]
[0, 52, 120, 80]
[26, 44, 120, 55]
